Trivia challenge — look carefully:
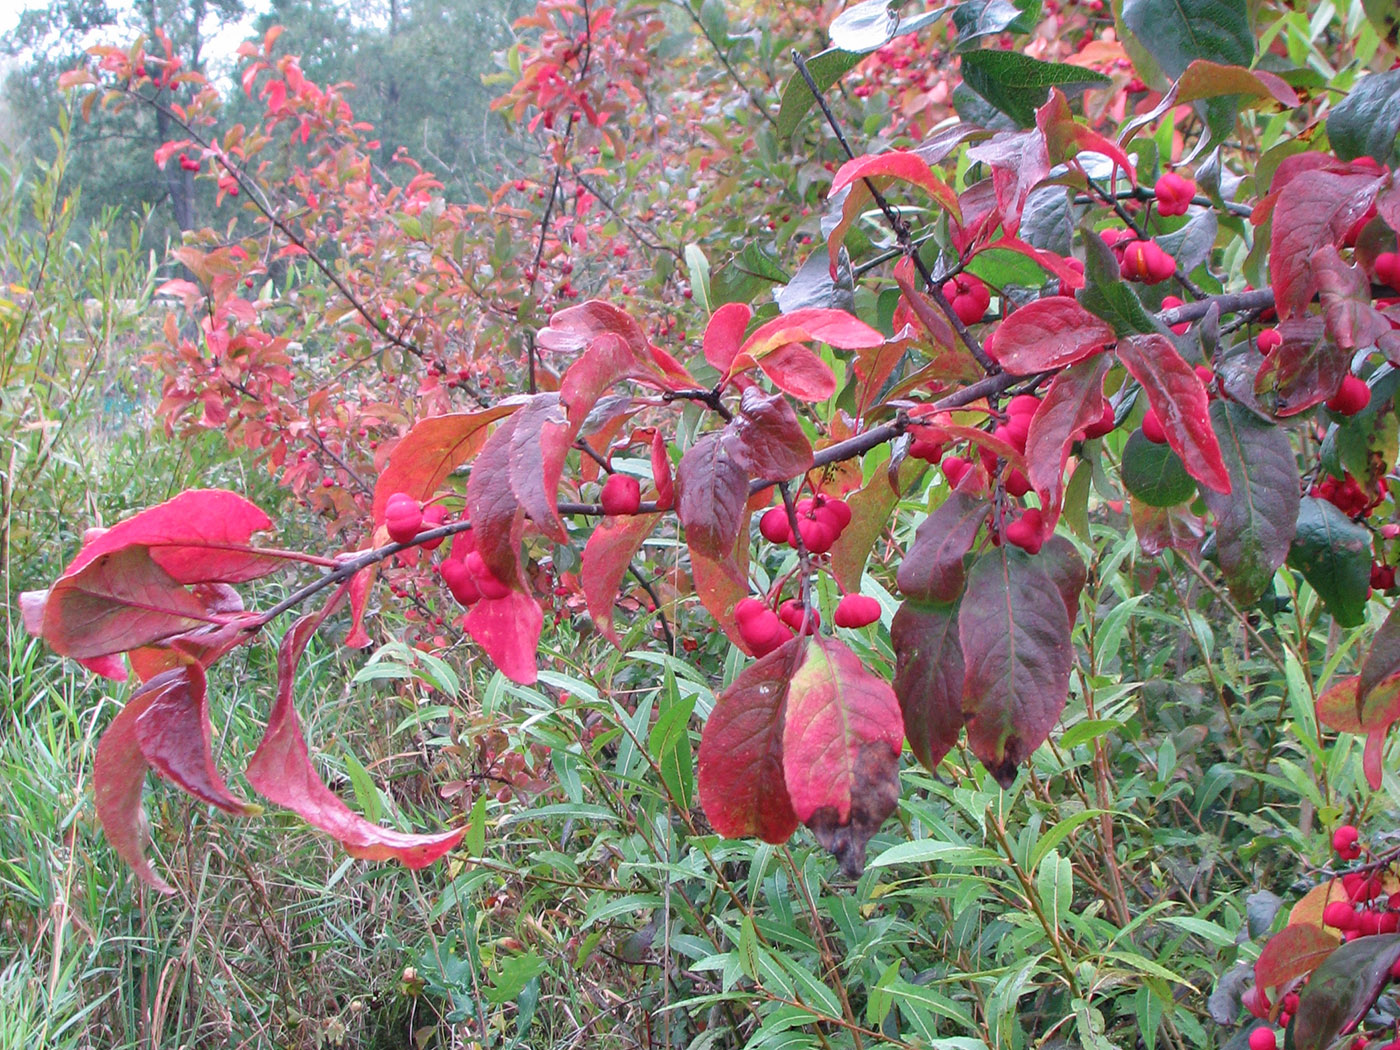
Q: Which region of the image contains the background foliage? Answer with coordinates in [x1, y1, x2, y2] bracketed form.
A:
[4, 0, 1400, 1048]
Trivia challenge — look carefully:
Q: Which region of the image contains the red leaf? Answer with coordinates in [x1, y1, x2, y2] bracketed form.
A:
[826, 151, 961, 260]
[41, 546, 214, 659]
[1131, 499, 1206, 556]
[1269, 168, 1383, 317]
[1313, 245, 1393, 353]
[783, 635, 904, 875]
[344, 564, 376, 649]
[1026, 357, 1112, 524]
[896, 490, 990, 603]
[651, 430, 674, 510]
[978, 237, 1087, 290]
[892, 601, 964, 774]
[692, 542, 753, 653]
[985, 298, 1114, 374]
[582, 513, 661, 646]
[728, 388, 814, 481]
[703, 302, 752, 373]
[960, 546, 1074, 786]
[536, 301, 695, 393]
[466, 413, 527, 587]
[1364, 729, 1386, 790]
[1254, 317, 1348, 417]
[507, 393, 572, 544]
[1255, 924, 1341, 994]
[1116, 333, 1230, 494]
[133, 662, 255, 815]
[732, 307, 886, 369]
[245, 614, 465, 866]
[966, 130, 1050, 240]
[755, 342, 837, 401]
[697, 639, 802, 844]
[1036, 88, 1135, 183]
[61, 489, 279, 585]
[1038, 535, 1088, 628]
[465, 591, 545, 685]
[676, 434, 749, 561]
[372, 403, 519, 522]
[94, 675, 179, 893]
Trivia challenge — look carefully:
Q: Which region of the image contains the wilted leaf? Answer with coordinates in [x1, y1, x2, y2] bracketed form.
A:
[784, 636, 904, 875]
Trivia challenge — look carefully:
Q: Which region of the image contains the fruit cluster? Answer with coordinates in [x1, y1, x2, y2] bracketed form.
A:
[735, 592, 881, 656]
[758, 493, 852, 555]
[1311, 472, 1385, 519]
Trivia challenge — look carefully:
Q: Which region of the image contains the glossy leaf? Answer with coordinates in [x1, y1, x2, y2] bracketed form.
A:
[1025, 356, 1112, 522]
[696, 639, 802, 844]
[1268, 168, 1382, 318]
[1120, 0, 1252, 80]
[828, 0, 948, 52]
[985, 297, 1113, 374]
[1117, 333, 1230, 494]
[1121, 429, 1196, 507]
[676, 433, 749, 561]
[959, 50, 1109, 127]
[892, 600, 964, 774]
[1293, 934, 1400, 1050]
[1287, 497, 1372, 629]
[1327, 68, 1400, 164]
[776, 47, 863, 138]
[960, 545, 1074, 786]
[784, 635, 904, 876]
[245, 614, 465, 866]
[1202, 400, 1301, 605]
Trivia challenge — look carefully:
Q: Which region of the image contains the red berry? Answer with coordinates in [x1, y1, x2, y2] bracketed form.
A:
[1376, 251, 1400, 293]
[797, 516, 837, 554]
[439, 558, 481, 607]
[1004, 508, 1045, 554]
[1324, 900, 1359, 930]
[778, 599, 820, 634]
[600, 473, 642, 515]
[942, 455, 972, 487]
[759, 506, 791, 544]
[1120, 239, 1176, 284]
[1334, 824, 1362, 860]
[464, 550, 511, 600]
[736, 597, 768, 625]
[1248, 1028, 1277, 1050]
[942, 274, 991, 325]
[418, 504, 448, 550]
[738, 607, 791, 657]
[817, 497, 852, 533]
[1154, 172, 1197, 217]
[1161, 295, 1190, 334]
[1006, 394, 1042, 418]
[1083, 400, 1116, 439]
[909, 434, 945, 462]
[1328, 375, 1372, 417]
[998, 414, 1031, 454]
[1140, 408, 1168, 445]
[1257, 328, 1282, 355]
[1372, 562, 1395, 591]
[833, 593, 881, 628]
[385, 492, 424, 544]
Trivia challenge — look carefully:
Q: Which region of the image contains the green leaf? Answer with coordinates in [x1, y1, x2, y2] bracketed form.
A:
[685, 243, 712, 315]
[487, 951, 547, 1005]
[777, 48, 863, 138]
[952, 0, 1041, 45]
[711, 242, 790, 306]
[1361, 0, 1400, 45]
[1077, 230, 1158, 336]
[1120, 0, 1253, 81]
[1121, 429, 1197, 507]
[1202, 400, 1301, 605]
[1328, 69, 1400, 165]
[1287, 497, 1372, 629]
[648, 672, 696, 811]
[959, 50, 1110, 126]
